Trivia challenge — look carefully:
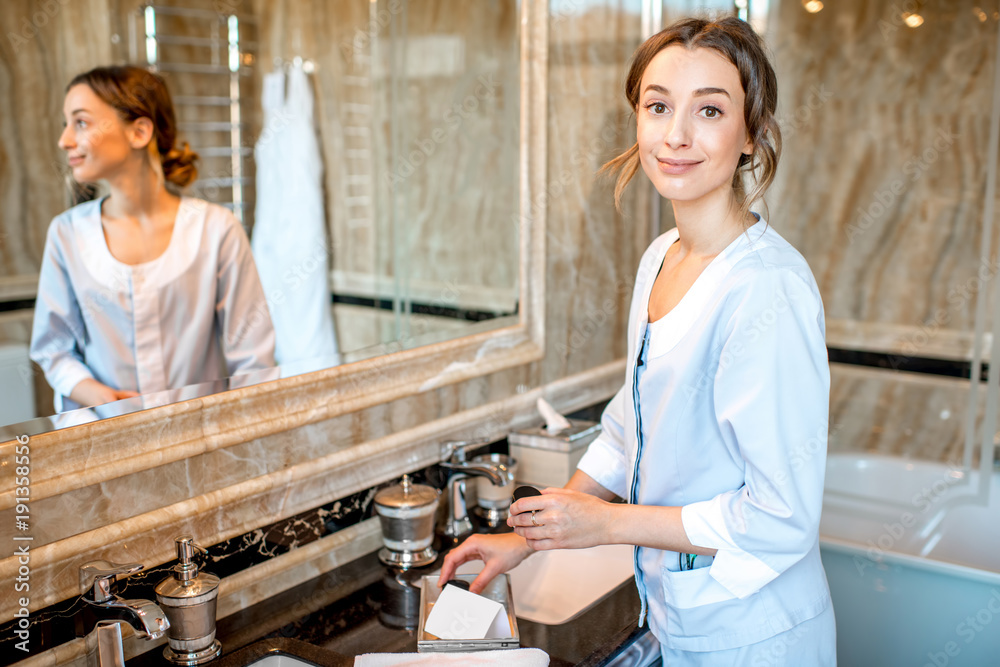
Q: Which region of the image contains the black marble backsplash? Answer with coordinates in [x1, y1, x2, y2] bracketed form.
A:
[0, 455, 467, 665]
[2, 404, 607, 665]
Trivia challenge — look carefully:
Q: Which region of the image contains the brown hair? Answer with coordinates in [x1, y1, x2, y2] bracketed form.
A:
[602, 17, 781, 222]
[68, 65, 198, 188]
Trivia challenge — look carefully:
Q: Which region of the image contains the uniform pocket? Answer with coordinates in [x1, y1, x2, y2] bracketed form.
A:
[659, 565, 762, 649]
[661, 564, 737, 610]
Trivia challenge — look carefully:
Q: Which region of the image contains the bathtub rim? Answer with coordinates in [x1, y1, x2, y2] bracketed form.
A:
[819, 535, 1000, 586]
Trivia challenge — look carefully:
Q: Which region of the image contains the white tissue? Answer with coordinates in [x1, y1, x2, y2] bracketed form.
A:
[424, 584, 510, 640]
[354, 648, 550, 665]
[537, 398, 571, 434]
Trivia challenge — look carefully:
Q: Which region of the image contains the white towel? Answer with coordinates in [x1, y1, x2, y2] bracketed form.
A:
[353, 648, 549, 666]
[253, 63, 340, 367]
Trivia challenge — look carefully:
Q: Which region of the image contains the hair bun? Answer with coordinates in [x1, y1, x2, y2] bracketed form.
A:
[162, 142, 199, 188]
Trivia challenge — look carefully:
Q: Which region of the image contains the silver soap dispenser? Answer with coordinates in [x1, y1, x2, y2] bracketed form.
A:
[155, 535, 222, 665]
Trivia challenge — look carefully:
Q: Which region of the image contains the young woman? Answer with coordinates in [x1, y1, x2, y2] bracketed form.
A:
[439, 17, 836, 665]
[30, 66, 275, 413]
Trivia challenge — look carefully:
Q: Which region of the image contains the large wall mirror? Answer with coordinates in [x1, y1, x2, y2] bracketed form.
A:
[0, 0, 540, 436]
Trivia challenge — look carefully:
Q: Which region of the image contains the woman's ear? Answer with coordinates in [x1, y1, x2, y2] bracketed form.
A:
[128, 117, 155, 150]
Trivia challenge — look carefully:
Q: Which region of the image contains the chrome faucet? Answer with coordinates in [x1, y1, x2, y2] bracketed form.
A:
[440, 440, 513, 540]
[79, 560, 170, 667]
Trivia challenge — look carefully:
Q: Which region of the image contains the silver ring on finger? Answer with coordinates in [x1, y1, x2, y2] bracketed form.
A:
[531, 510, 542, 527]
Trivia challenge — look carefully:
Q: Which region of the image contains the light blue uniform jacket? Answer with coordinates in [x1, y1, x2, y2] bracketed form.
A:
[30, 196, 276, 412]
[577, 219, 833, 652]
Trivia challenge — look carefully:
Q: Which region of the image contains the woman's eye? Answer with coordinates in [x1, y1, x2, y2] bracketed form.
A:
[76, 120, 87, 129]
[701, 106, 723, 119]
[648, 102, 667, 114]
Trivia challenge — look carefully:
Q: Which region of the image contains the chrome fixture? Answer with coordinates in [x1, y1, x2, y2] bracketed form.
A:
[440, 440, 514, 541]
[374, 474, 441, 570]
[79, 560, 170, 667]
[155, 536, 223, 665]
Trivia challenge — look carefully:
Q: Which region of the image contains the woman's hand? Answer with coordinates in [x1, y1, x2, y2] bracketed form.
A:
[437, 532, 534, 595]
[69, 378, 140, 407]
[507, 487, 619, 551]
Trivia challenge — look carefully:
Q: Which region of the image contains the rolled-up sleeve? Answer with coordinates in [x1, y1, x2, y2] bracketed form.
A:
[30, 225, 94, 407]
[576, 384, 630, 499]
[681, 268, 830, 599]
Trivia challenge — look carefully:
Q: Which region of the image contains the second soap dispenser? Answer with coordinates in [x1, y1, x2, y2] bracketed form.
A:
[155, 535, 222, 665]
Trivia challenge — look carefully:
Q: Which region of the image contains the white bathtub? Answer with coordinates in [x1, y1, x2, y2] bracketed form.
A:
[820, 453, 1000, 666]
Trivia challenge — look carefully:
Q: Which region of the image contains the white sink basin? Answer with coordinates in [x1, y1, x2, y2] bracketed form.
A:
[248, 656, 318, 667]
[456, 543, 635, 625]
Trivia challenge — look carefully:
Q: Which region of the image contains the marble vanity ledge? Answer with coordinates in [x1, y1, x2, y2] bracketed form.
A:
[0, 330, 543, 510]
[330, 269, 519, 314]
[3, 362, 969, 665]
[826, 318, 993, 362]
[0, 361, 627, 623]
[828, 361, 987, 464]
[0, 275, 39, 302]
[0, 425, 442, 621]
[6, 364, 624, 667]
[10, 520, 384, 667]
[2, 470, 386, 665]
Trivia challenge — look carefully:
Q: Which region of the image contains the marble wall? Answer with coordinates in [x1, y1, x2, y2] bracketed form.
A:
[544, 1, 651, 377]
[767, 0, 1000, 462]
[0, 0, 261, 420]
[0, 0, 116, 284]
[769, 0, 1000, 359]
[0, 0, 248, 281]
[3, 1, 1000, 665]
[0, 0, 122, 421]
[0, 2, 649, 664]
[253, 0, 520, 318]
[0, 0, 522, 420]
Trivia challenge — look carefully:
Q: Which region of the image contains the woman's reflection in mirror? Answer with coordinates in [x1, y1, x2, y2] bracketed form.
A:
[30, 66, 275, 412]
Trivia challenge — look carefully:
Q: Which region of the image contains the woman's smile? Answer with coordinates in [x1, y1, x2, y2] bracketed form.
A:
[656, 157, 702, 175]
[636, 45, 751, 206]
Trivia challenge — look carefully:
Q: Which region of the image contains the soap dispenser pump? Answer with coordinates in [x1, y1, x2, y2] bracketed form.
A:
[155, 535, 222, 665]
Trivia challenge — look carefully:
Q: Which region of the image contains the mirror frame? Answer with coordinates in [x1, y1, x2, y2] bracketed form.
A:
[0, 0, 547, 505]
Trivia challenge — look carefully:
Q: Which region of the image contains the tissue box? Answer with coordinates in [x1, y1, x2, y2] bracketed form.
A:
[508, 419, 601, 488]
[417, 574, 519, 652]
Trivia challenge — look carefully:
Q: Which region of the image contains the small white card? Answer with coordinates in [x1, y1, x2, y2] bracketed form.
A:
[424, 584, 512, 640]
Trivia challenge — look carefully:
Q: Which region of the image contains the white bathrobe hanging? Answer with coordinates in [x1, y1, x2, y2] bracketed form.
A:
[253, 63, 340, 367]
